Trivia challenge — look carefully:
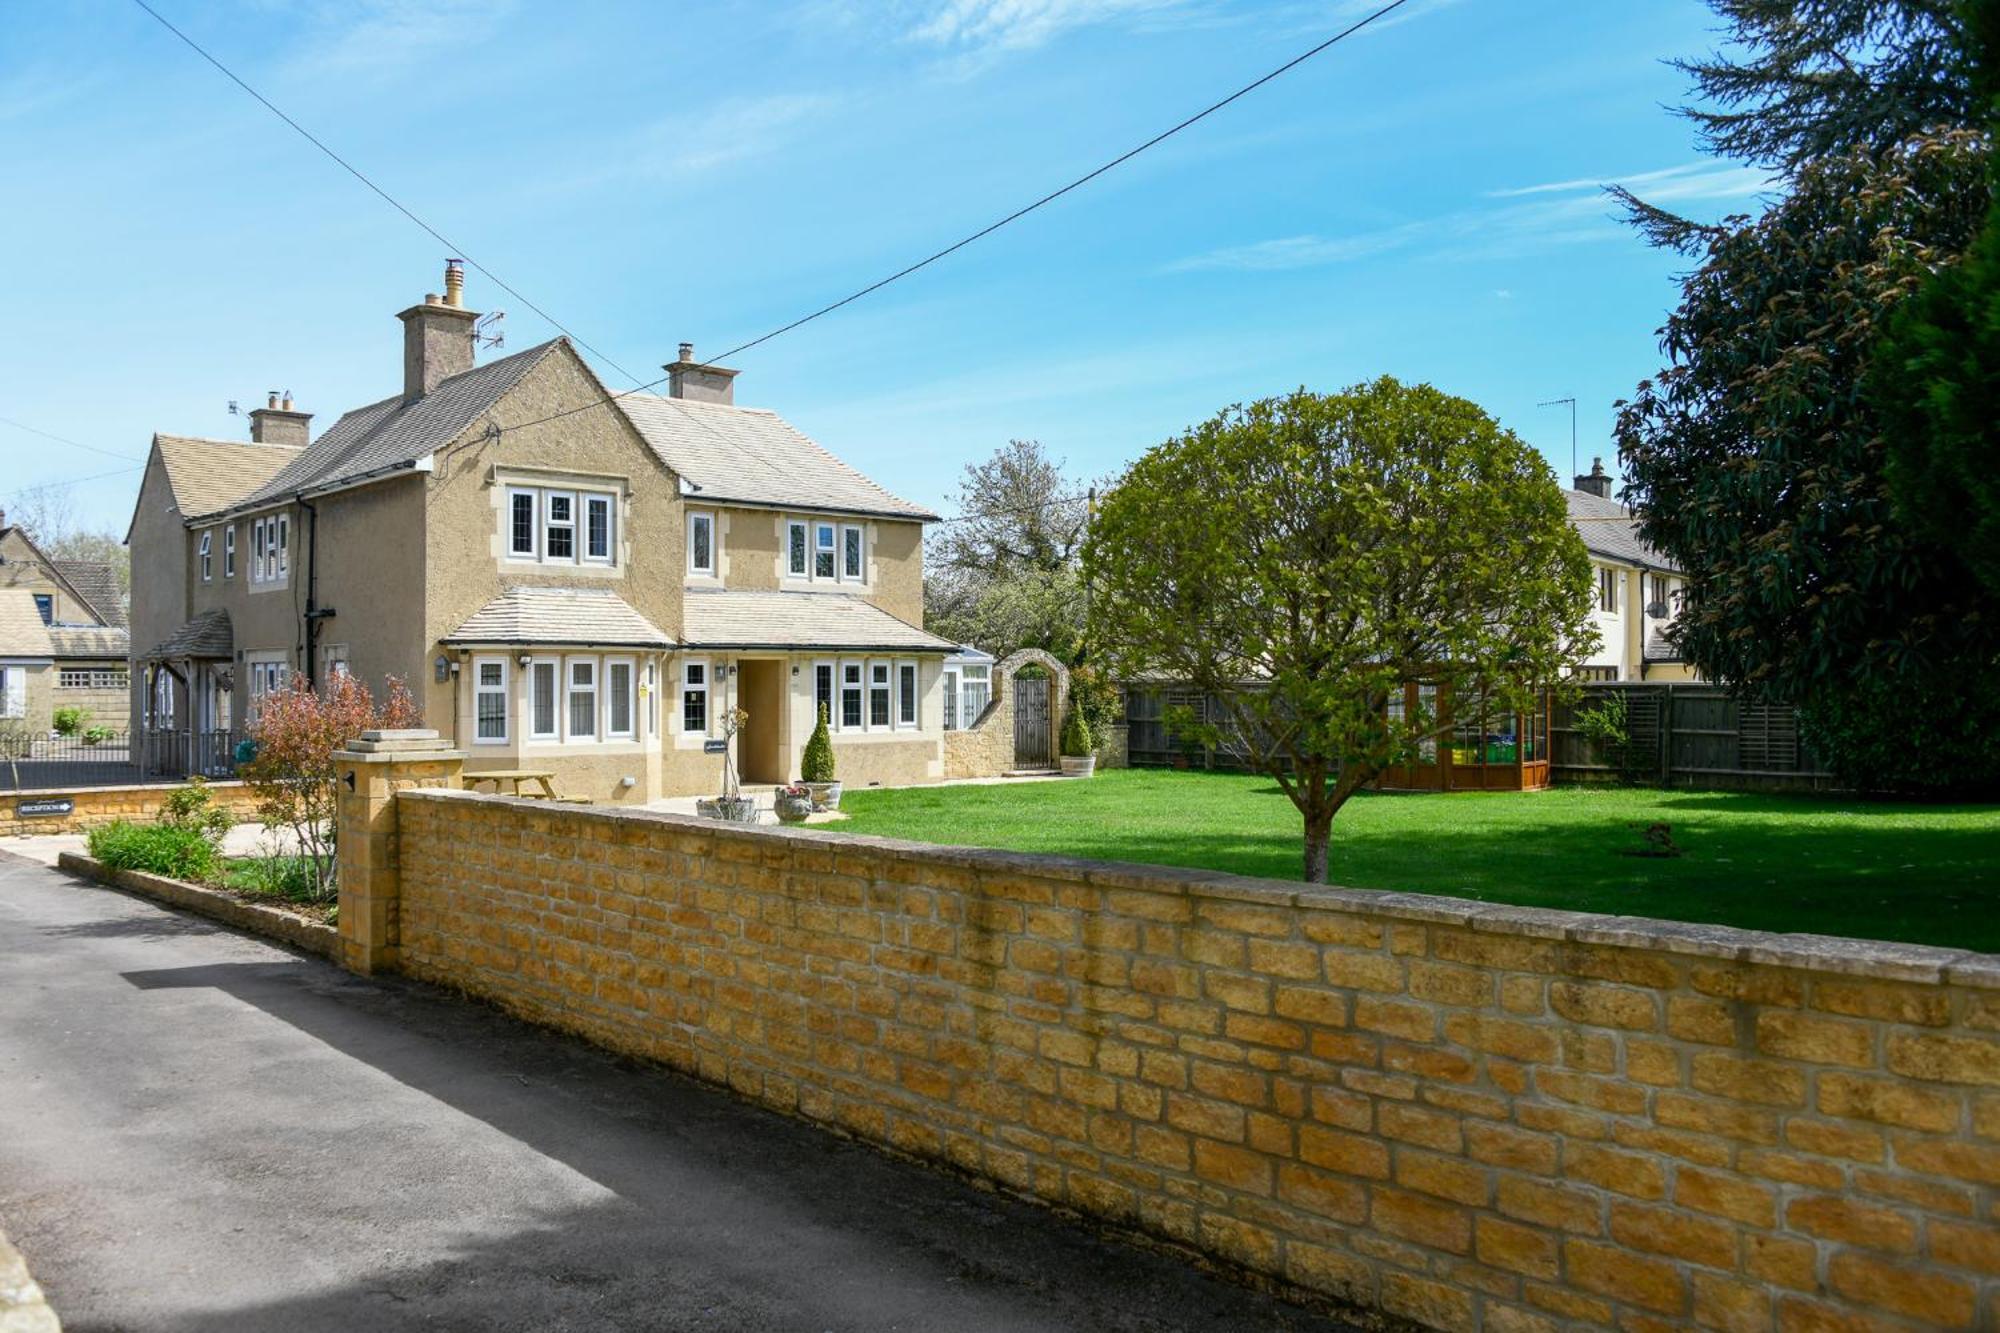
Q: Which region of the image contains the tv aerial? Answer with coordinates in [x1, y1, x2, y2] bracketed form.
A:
[474, 310, 506, 350]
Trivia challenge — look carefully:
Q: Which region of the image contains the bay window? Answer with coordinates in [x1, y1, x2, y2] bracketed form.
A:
[567, 659, 597, 739]
[869, 662, 891, 728]
[606, 658, 634, 738]
[528, 659, 559, 740]
[840, 661, 864, 729]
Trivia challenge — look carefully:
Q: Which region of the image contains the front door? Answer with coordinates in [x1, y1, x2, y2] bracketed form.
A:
[736, 659, 786, 784]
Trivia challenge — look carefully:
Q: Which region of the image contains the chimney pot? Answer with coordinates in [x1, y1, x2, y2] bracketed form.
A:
[678, 342, 695, 363]
[1574, 456, 1614, 500]
[400, 265, 480, 399]
[267, 391, 279, 409]
[443, 258, 465, 309]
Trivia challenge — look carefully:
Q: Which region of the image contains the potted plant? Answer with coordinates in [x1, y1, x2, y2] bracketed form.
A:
[1059, 707, 1096, 778]
[695, 707, 760, 822]
[773, 782, 815, 823]
[801, 704, 841, 810]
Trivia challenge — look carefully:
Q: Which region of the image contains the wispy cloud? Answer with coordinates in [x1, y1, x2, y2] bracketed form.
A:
[1165, 161, 1774, 274]
[287, 0, 516, 78]
[906, 0, 1191, 52]
[538, 92, 840, 195]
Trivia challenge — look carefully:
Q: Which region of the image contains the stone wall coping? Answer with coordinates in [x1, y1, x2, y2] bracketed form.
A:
[333, 747, 467, 764]
[6, 779, 250, 800]
[398, 787, 2000, 987]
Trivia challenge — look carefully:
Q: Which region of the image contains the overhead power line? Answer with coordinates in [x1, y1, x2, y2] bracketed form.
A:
[491, 0, 1418, 439]
[127, 0, 642, 387]
[0, 416, 143, 464]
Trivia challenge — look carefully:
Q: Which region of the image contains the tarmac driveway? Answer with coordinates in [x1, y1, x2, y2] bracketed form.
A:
[0, 851, 1357, 1332]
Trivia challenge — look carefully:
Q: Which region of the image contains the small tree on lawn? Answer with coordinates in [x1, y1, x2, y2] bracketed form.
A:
[243, 672, 420, 898]
[1084, 378, 1596, 883]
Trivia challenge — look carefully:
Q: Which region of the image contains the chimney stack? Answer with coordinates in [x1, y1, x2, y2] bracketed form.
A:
[249, 387, 312, 447]
[398, 260, 480, 399]
[1574, 457, 1614, 500]
[665, 342, 739, 406]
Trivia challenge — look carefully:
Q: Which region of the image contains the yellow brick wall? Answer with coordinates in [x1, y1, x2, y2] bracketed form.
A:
[0, 779, 263, 838]
[392, 789, 2000, 1332]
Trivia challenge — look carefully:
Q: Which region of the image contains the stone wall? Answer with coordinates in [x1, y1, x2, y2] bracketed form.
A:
[385, 787, 2000, 1332]
[0, 780, 262, 839]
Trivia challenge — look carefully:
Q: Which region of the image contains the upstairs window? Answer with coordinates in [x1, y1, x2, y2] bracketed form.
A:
[1597, 567, 1618, 614]
[250, 515, 288, 586]
[223, 526, 236, 578]
[585, 495, 614, 563]
[688, 511, 715, 576]
[814, 523, 837, 580]
[198, 531, 212, 581]
[545, 492, 575, 561]
[32, 594, 52, 625]
[843, 525, 864, 580]
[508, 489, 537, 558]
[787, 520, 809, 577]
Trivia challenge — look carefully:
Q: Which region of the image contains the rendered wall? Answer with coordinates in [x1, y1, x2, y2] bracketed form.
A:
[389, 788, 2000, 1332]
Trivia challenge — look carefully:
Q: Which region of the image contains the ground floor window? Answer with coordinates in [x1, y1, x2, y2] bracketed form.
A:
[58, 668, 128, 690]
[869, 662, 891, 728]
[528, 659, 559, 739]
[0, 666, 23, 719]
[897, 661, 918, 727]
[840, 661, 864, 729]
[568, 660, 597, 739]
[607, 658, 634, 738]
[473, 657, 508, 743]
[682, 660, 708, 734]
[245, 654, 289, 721]
[814, 661, 834, 726]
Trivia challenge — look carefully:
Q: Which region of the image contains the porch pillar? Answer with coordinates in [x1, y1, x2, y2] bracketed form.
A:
[333, 729, 464, 975]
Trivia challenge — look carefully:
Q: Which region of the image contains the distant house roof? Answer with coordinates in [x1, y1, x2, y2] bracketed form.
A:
[617, 392, 938, 521]
[145, 608, 232, 660]
[48, 625, 129, 660]
[1565, 489, 1680, 574]
[443, 586, 674, 648]
[154, 435, 305, 521]
[52, 561, 126, 628]
[229, 339, 564, 514]
[680, 590, 956, 652]
[0, 591, 54, 659]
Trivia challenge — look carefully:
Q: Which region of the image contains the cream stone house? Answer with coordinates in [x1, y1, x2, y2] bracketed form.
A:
[1566, 460, 1694, 683]
[127, 264, 956, 801]
[0, 519, 129, 732]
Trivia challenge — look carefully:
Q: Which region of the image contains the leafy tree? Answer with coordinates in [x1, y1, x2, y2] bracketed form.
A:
[1872, 0, 2000, 595]
[1616, 0, 1998, 793]
[243, 673, 420, 899]
[7, 483, 130, 600]
[1085, 379, 1595, 883]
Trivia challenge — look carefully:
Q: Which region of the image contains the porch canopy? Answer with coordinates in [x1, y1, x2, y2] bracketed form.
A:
[442, 587, 674, 650]
[679, 590, 956, 654]
[143, 607, 233, 663]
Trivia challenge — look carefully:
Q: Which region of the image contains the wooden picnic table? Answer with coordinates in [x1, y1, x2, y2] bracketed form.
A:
[462, 769, 564, 800]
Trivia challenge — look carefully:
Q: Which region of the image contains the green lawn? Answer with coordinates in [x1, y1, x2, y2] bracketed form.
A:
[835, 769, 2000, 951]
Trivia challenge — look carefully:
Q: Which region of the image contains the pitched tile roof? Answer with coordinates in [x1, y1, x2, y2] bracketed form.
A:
[145, 608, 232, 660]
[443, 586, 674, 648]
[52, 561, 126, 628]
[1565, 489, 1680, 574]
[0, 591, 54, 658]
[154, 436, 305, 521]
[48, 625, 129, 659]
[680, 590, 956, 652]
[230, 339, 564, 514]
[617, 392, 938, 521]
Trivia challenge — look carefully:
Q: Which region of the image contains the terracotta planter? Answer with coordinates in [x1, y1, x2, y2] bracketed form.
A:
[774, 793, 815, 823]
[696, 796, 759, 823]
[805, 781, 842, 812]
[1060, 755, 1097, 778]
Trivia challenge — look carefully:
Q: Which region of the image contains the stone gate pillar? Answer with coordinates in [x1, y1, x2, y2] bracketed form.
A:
[333, 729, 463, 975]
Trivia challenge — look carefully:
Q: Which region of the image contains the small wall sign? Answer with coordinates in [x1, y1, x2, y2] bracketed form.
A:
[17, 798, 74, 818]
[702, 739, 728, 755]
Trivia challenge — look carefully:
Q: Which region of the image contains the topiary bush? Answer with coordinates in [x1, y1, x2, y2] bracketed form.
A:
[87, 820, 221, 882]
[1059, 707, 1094, 758]
[801, 704, 837, 784]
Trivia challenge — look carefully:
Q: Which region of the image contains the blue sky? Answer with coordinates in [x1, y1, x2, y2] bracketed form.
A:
[0, 0, 1767, 535]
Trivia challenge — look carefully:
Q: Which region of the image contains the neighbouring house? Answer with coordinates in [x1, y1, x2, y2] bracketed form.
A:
[1566, 458, 1693, 683]
[126, 262, 962, 800]
[0, 518, 130, 733]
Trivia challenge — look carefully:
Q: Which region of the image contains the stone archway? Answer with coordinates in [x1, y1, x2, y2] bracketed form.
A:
[995, 649, 1068, 772]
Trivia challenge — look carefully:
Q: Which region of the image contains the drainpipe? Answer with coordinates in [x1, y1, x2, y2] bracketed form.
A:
[298, 496, 336, 690]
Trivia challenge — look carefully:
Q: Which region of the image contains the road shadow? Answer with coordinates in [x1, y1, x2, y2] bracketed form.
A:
[119, 959, 1358, 1333]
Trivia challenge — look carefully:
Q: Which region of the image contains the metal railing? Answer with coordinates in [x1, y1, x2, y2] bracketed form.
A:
[0, 729, 244, 792]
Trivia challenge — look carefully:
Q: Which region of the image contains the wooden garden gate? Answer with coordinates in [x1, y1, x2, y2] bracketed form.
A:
[1013, 676, 1052, 768]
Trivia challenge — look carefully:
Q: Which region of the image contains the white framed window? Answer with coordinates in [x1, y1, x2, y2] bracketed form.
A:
[813, 660, 835, 727]
[151, 668, 174, 725]
[58, 668, 128, 690]
[545, 492, 576, 562]
[251, 515, 289, 586]
[897, 660, 918, 728]
[567, 658, 597, 740]
[843, 525, 864, 581]
[960, 664, 991, 727]
[868, 661, 891, 729]
[277, 514, 289, 578]
[688, 511, 716, 577]
[197, 530, 212, 581]
[223, 525, 236, 578]
[245, 653, 289, 720]
[473, 656, 509, 743]
[252, 519, 266, 581]
[681, 659, 708, 734]
[1597, 567, 1619, 614]
[787, 520, 809, 578]
[507, 489, 538, 559]
[840, 660, 863, 730]
[942, 665, 960, 731]
[584, 494, 614, 563]
[320, 644, 350, 679]
[0, 668, 22, 719]
[605, 657, 635, 738]
[527, 657, 560, 740]
[815, 523, 837, 580]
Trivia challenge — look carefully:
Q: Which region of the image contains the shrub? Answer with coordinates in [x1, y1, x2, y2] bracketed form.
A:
[801, 704, 837, 784]
[1574, 692, 1642, 784]
[82, 726, 113, 745]
[52, 706, 86, 737]
[1066, 663, 1122, 738]
[88, 821, 220, 882]
[1059, 707, 1094, 757]
[224, 855, 318, 903]
[159, 775, 233, 844]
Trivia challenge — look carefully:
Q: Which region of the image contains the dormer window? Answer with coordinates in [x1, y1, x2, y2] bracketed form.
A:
[688, 511, 716, 577]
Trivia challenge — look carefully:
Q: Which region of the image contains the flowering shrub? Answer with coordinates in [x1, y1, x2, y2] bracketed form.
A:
[242, 672, 420, 898]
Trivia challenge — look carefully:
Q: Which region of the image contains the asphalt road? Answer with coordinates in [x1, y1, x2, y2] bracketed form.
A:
[0, 852, 1360, 1332]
